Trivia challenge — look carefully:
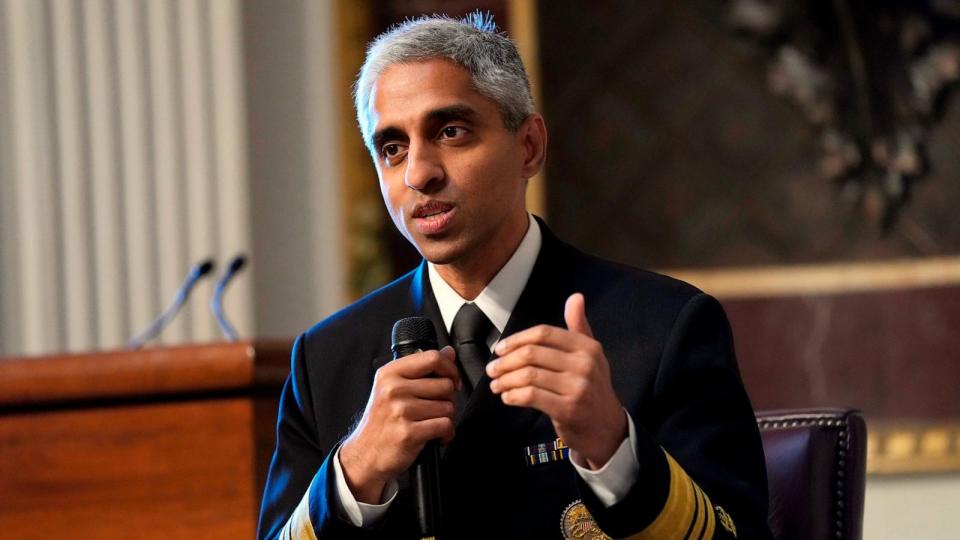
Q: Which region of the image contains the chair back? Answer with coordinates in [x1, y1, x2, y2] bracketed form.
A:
[757, 408, 867, 540]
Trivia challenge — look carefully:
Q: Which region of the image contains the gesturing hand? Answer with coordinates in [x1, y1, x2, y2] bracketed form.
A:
[339, 346, 459, 504]
[487, 293, 627, 469]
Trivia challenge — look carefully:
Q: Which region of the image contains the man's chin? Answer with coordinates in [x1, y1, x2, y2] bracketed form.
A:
[414, 237, 465, 266]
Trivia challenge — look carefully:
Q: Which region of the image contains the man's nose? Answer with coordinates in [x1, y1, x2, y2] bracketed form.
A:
[404, 143, 444, 192]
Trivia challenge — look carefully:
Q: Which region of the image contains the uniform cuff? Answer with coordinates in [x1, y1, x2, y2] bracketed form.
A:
[331, 446, 399, 526]
[570, 409, 640, 507]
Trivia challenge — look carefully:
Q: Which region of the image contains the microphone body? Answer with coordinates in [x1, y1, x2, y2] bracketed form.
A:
[391, 317, 442, 540]
[211, 254, 247, 341]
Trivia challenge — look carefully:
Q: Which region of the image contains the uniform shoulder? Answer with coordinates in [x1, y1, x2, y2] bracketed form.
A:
[538, 223, 704, 309]
[569, 246, 705, 308]
[302, 266, 419, 345]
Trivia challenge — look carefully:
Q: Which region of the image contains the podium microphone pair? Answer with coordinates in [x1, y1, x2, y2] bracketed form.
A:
[128, 255, 247, 349]
[391, 317, 443, 540]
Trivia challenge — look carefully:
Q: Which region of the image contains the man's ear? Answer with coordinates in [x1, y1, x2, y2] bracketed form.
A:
[518, 113, 547, 178]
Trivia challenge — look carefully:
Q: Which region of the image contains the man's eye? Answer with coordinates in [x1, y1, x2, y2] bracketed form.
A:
[440, 126, 466, 138]
[382, 143, 400, 157]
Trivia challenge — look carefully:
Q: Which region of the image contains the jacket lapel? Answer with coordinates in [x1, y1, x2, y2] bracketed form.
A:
[370, 262, 450, 371]
[416, 262, 452, 351]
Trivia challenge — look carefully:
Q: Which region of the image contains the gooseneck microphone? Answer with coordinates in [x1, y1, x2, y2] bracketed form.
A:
[391, 317, 442, 540]
[127, 259, 215, 349]
[211, 254, 247, 341]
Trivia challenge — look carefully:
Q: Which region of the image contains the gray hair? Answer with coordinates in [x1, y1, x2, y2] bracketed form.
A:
[353, 12, 535, 153]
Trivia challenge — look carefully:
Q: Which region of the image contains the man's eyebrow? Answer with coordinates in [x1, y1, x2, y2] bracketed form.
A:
[424, 104, 478, 124]
[371, 126, 405, 152]
[370, 105, 479, 151]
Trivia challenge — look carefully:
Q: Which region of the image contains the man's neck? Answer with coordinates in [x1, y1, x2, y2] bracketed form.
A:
[434, 213, 530, 301]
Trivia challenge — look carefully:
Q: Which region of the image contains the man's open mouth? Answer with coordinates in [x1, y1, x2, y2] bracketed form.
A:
[411, 201, 457, 234]
[412, 201, 454, 219]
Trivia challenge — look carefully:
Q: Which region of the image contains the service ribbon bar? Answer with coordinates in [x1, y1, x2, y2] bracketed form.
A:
[523, 438, 569, 466]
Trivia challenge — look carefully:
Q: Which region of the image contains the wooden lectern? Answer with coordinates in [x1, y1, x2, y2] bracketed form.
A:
[0, 340, 292, 539]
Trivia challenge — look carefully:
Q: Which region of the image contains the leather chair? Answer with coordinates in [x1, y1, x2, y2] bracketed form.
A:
[756, 409, 867, 540]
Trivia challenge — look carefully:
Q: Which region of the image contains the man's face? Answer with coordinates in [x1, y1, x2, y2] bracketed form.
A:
[367, 59, 536, 268]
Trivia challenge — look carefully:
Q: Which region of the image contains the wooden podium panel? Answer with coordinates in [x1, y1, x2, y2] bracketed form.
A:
[0, 341, 291, 540]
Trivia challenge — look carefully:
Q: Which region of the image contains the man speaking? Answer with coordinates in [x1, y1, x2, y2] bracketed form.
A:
[257, 13, 772, 540]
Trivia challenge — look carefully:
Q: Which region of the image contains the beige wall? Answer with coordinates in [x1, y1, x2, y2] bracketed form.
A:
[242, 0, 346, 339]
[864, 474, 960, 539]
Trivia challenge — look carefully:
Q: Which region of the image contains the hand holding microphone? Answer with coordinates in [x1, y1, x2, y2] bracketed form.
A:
[339, 318, 459, 518]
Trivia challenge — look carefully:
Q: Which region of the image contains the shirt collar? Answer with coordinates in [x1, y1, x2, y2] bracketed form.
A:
[428, 214, 542, 334]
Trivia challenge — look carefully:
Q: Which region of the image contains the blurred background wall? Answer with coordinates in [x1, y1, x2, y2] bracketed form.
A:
[0, 0, 346, 355]
[0, 0, 257, 353]
[0, 0, 957, 537]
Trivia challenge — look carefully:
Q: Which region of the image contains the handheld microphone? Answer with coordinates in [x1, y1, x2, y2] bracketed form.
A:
[127, 259, 215, 349]
[391, 317, 442, 540]
[211, 254, 247, 341]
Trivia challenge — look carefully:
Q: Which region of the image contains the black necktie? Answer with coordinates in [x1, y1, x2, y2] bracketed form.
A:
[451, 303, 494, 390]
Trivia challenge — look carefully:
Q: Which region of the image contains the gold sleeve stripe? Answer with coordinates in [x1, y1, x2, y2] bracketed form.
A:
[624, 451, 719, 540]
[684, 477, 706, 540]
[690, 480, 713, 540]
[699, 483, 716, 539]
[279, 486, 319, 540]
[688, 478, 718, 540]
[624, 452, 696, 539]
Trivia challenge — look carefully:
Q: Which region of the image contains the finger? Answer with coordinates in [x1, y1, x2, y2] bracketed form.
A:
[432, 346, 460, 383]
[411, 416, 455, 445]
[406, 376, 457, 400]
[393, 346, 460, 384]
[564, 292, 594, 338]
[392, 397, 455, 422]
[489, 365, 572, 396]
[487, 344, 568, 378]
[499, 385, 565, 418]
[494, 324, 593, 357]
[443, 345, 463, 391]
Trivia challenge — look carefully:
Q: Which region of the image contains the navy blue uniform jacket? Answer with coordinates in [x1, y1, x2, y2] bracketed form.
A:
[257, 221, 772, 539]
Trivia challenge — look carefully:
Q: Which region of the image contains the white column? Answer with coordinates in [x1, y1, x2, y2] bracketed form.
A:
[115, 0, 158, 340]
[209, 0, 254, 337]
[5, 0, 61, 354]
[50, 0, 95, 351]
[178, 0, 218, 342]
[83, 0, 128, 347]
[145, 0, 190, 344]
[0, 1, 21, 354]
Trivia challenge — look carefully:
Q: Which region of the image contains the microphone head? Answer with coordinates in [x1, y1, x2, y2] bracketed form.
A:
[228, 254, 247, 274]
[391, 317, 438, 359]
[193, 259, 215, 279]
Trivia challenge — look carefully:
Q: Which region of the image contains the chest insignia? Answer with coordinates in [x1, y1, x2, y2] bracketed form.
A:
[524, 437, 570, 466]
[715, 505, 737, 537]
[560, 500, 611, 540]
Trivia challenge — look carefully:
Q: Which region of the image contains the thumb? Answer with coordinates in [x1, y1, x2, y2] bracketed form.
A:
[564, 293, 593, 338]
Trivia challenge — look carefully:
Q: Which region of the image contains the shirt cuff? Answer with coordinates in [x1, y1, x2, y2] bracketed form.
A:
[570, 409, 640, 507]
[331, 446, 399, 526]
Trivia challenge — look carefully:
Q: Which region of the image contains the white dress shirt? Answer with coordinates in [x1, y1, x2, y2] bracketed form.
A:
[332, 214, 641, 526]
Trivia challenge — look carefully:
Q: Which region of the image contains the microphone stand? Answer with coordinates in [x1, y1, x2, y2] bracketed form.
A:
[127, 259, 214, 349]
[210, 255, 246, 341]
